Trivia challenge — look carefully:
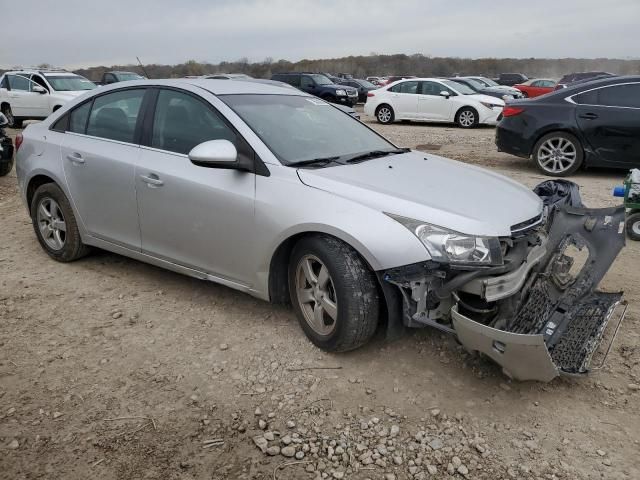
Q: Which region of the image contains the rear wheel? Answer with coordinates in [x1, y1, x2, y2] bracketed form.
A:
[456, 107, 478, 128]
[533, 132, 583, 177]
[30, 183, 90, 262]
[376, 104, 394, 124]
[288, 235, 379, 352]
[626, 213, 640, 241]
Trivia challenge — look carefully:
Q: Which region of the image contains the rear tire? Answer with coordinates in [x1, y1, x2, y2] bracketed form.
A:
[455, 107, 479, 128]
[288, 235, 379, 352]
[30, 183, 90, 262]
[533, 132, 583, 177]
[626, 213, 640, 241]
[375, 104, 394, 124]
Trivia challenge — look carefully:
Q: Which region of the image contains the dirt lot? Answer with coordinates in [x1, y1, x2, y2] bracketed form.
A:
[1, 115, 639, 480]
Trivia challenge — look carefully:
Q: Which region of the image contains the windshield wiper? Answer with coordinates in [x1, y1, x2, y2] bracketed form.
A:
[344, 148, 410, 163]
[288, 156, 341, 167]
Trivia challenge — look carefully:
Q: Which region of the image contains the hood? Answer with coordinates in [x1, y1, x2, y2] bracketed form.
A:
[51, 90, 90, 99]
[467, 93, 505, 105]
[484, 86, 519, 95]
[297, 151, 542, 237]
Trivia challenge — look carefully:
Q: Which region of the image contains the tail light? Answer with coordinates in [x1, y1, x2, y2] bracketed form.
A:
[502, 106, 525, 118]
[15, 133, 23, 152]
[367, 92, 375, 97]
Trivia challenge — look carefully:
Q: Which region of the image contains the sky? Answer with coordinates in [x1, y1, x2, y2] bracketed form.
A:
[1, 0, 639, 69]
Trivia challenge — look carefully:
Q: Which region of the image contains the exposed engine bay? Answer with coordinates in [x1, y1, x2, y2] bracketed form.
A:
[383, 181, 627, 381]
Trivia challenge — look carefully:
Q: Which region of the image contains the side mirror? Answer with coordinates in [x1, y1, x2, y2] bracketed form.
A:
[32, 85, 47, 94]
[189, 139, 251, 171]
[439, 91, 450, 98]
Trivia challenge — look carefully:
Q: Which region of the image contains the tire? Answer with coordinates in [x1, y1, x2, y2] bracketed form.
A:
[30, 183, 90, 262]
[533, 132, 583, 177]
[0, 158, 13, 177]
[626, 212, 640, 241]
[375, 104, 394, 124]
[288, 235, 380, 352]
[455, 107, 479, 128]
[1, 106, 22, 129]
[522, 92, 529, 98]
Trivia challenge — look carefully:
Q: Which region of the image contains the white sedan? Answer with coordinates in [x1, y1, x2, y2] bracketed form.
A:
[364, 78, 505, 128]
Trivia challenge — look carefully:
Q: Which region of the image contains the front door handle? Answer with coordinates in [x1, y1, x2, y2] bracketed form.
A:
[140, 173, 164, 187]
[579, 112, 599, 120]
[66, 153, 85, 164]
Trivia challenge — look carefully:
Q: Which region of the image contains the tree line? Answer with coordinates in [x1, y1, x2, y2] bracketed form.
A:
[3, 54, 640, 81]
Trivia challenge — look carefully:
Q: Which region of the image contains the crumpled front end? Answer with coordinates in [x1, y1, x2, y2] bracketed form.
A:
[384, 182, 628, 381]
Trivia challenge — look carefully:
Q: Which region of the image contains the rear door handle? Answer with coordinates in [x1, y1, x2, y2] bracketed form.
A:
[579, 112, 599, 120]
[66, 153, 85, 164]
[140, 173, 164, 187]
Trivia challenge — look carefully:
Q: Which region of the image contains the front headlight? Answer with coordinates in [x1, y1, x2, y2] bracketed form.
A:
[480, 101, 502, 109]
[388, 214, 503, 266]
[335, 89, 347, 96]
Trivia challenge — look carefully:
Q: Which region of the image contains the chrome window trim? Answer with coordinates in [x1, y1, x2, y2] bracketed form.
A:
[65, 131, 141, 148]
[565, 81, 640, 110]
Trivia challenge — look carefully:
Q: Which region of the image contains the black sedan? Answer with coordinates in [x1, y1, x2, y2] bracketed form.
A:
[338, 78, 378, 103]
[496, 75, 640, 176]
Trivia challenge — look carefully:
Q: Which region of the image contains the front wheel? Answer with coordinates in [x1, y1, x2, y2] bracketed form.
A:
[288, 235, 379, 352]
[30, 183, 90, 262]
[627, 213, 640, 241]
[533, 132, 583, 177]
[456, 107, 478, 128]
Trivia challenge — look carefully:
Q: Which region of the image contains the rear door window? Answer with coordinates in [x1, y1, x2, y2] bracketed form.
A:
[86, 89, 146, 143]
[151, 89, 237, 155]
[69, 101, 93, 134]
[7, 74, 30, 91]
[391, 81, 419, 94]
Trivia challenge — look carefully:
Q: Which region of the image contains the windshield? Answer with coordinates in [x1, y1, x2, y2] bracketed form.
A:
[117, 73, 144, 81]
[475, 77, 498, 87]
[221, 94, 395, 165]
[310, 74, 332, 85]
[44, 75, 96, 91]
[358, 79, 377, 89]
[460, 78, 485, 90]
[441, 80, 475, 95]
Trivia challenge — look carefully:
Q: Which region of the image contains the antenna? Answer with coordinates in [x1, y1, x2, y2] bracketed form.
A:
[136, 57, 150, 79]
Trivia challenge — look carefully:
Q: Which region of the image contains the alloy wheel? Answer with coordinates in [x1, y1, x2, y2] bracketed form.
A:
[295, 254, 338, 336]
[37, 197, 67, 250]
[377, 107, 392, 123]
[537, 137, 577, 174]
[458, 110, 475, 127]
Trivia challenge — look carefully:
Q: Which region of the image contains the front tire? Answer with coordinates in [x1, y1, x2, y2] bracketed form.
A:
[375, 104, 394, 124]
[30, 183, 90, 262]
[455, 107, 479, 128]
[533, 132, 583, 177]
[288, 235, 379, 352]
[626, 212, 640, 241]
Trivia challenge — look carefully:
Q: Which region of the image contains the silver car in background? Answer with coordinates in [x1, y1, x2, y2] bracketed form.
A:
[15, 79, 626, 381]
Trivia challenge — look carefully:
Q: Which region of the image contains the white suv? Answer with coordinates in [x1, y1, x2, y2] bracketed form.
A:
[0, 69, 96, 128]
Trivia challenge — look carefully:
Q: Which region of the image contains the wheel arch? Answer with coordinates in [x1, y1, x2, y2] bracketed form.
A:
[455, 104, 479, 120]
[531, 128, 585, 159]
[1, 101, 10, 112]
[26, 174, 58, 209]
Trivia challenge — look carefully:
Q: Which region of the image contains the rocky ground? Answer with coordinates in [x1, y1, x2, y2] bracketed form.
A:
[1, 115, 639, 480]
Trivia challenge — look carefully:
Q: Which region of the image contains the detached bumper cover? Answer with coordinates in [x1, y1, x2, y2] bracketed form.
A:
[454, 205, 627, 381]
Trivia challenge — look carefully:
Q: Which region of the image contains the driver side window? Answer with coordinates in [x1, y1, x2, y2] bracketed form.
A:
[151, 89, 237, 155]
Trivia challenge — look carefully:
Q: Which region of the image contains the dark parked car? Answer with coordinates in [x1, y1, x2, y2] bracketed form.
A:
[554, 71, 616, 90]
[271, 73, 358, 106]
[447, 77, 524, 100]
[338, 78, 378, 102]
[97, 71, 145, 85]
[496, 75, 640, 176]
[493, 73, 528, 86]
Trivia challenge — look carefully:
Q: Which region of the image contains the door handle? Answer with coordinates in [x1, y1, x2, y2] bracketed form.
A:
[66, 153, 85, 164]
[579, 112, 599, 120]
[140, 173, 164, 187]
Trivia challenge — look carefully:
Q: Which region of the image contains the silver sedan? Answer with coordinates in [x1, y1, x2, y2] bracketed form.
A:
[15, 79, 626, 381]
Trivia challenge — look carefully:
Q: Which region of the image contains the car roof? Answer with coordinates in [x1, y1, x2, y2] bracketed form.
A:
[93, 78, 307, 96]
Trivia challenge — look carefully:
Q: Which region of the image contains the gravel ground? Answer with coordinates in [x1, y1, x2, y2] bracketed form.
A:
[1, 114, 639, 480]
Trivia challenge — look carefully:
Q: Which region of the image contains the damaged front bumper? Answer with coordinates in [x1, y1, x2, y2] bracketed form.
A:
[384, 203, 628, 382]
